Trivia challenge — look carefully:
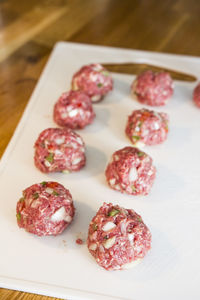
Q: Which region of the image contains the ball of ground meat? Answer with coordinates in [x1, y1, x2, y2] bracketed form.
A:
[34, 128, 85, 173]
[131, 70, 174, 106]
[71, 63, 113, 103]
[53, 90, 95, 129]
[87, 202, 151, 270]
[105, 147, 156, 195]
[16, 181, 75, 236]
[125, 109, 169, 146]
[193, 83, 200, 108]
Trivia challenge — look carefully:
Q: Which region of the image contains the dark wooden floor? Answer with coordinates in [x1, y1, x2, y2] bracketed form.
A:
[0, 0, 200, 299]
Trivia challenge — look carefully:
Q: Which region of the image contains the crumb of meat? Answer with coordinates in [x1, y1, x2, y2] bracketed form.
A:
[76, 238, 84, 245]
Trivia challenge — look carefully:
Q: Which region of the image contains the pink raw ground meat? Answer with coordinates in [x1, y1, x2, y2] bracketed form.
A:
[54, 90, 95, 129]
[87, 202, 151, 270]
[34, 128, 85, 173]
[193, 83, 200, 108]
[125, 108, 169, 146]
[16, 181, 75, 236]
[71, 63, 113, 103]
[105, 147, 156, 196]
[131, 70, 174, 106]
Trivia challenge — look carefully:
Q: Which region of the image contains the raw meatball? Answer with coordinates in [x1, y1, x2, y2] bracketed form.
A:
[131, 70, 174, 106]
[16, 181, 75, 236]
[71, 63, 113, 103]
[53, 90, 95, 129]
[125, 109, 169, 146]
[105, 147, 156, 195]
[87, 202, 151, 270]
[34, 128, 85, 173]
[193, 83, 200, 108]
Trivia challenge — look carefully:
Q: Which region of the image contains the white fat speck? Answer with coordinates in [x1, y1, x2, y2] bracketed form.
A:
[109, 178, 116, 186]
[122, 259, 141, 269]
[64, 215, 72, 223]
[72, 157, 82, 165]
[44, 160, 51, 167]
[148, 170, 154, 176]
[102, 222, 116, 232]
[71, 143, 78, 149]
[90, 73, 99, 81]
[114, 184, 121, 191]
[134, 141, 145, 148]
[45, 187, 54, 194]
[99, 244, 105, 252]
[61, 112, 68, 119]
[104, 236, 116, 249]
[114, 155, 119, 161]
[128, 233, 135, 245]
[76, 137, 83, 145]
[153, 122, 160, 130]
[120, 222, 126, 235]
[44, 140, 49, 146]
[68, 109, 78, 117]
[135, 245, 142, 252]
[31, 199, 40, 208]
[89, 243, 97, 251]
[129, 167, 138, 182]
[91, 95, 101, 102]
[54, 149, 63, 156]
[79, 109, 84, 116]
[113, 266, 121, 270]
[93, 64, 102, 71]
[67, 106, 73, 112]
[55, 137, 65, 145]
[143, 129, 149, 136]
[51, 207, 66, 222]
[135, 126, 140, 132]
[51, 206, 71, 223]
[103, 81, 110, 87]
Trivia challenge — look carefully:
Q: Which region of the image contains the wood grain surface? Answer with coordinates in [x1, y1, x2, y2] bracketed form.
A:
[0, 0, 200, 299]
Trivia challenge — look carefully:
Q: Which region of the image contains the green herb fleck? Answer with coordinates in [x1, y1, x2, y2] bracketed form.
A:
[33, 192, 39, 199]
[137, 216, 142, 222]
[138, 151, 144, 157]
[101, 70, 109, 77]
[108, 209, 120, 217]
[41, 181, 47, 186]
[132, 135, 140, 141]
[104, 235, 109, 240]
[52, 190, 59, 196]
[93, 223, 98, 231]
[16, 212, 21, 221]
[138, 121, 143, 128]
[97, 83, 103, 88]
[19, 197, 24, 203]
[46, 153, 54, 163]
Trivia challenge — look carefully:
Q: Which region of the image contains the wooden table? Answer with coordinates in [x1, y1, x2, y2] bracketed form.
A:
[0, 0, 200, 299]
